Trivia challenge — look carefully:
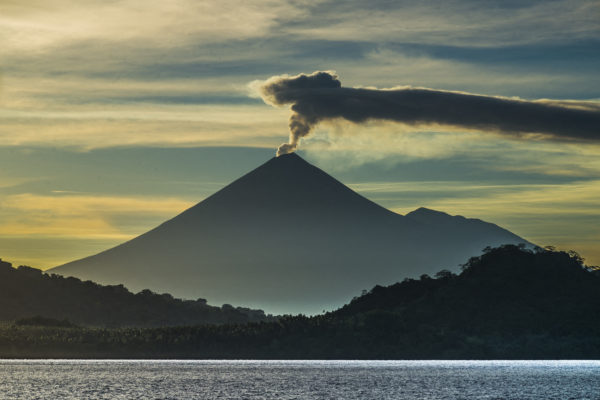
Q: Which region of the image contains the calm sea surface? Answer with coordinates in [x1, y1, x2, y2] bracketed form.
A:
[1, 360, 599, 399]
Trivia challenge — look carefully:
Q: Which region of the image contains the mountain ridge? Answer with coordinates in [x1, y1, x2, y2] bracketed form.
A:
[51, 153, 530, 315]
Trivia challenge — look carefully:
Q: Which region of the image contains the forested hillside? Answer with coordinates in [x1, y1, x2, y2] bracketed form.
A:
[0, 260, 270, 328]
[2, 245, 599, 359]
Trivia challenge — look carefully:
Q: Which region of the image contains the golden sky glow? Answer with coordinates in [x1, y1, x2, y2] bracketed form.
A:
[0, 0, 599, 268]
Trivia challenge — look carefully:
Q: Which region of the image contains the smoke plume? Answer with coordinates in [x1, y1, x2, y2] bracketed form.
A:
[255, 71, 600, 156]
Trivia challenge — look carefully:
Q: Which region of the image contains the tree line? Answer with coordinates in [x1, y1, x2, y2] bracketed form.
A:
[1, 245, 599, 359]
[0, 260, 271, 328]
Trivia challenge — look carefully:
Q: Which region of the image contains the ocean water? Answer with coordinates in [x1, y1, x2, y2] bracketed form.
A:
[0, 360, 599, 399]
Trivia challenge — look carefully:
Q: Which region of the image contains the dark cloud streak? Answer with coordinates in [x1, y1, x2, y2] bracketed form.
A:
[257, 71, 600, 156]
[386, 40, 600, 72]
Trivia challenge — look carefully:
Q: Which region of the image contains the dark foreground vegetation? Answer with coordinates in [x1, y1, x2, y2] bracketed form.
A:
[1, 245, 599, 359]
[0, 260, 270, 328]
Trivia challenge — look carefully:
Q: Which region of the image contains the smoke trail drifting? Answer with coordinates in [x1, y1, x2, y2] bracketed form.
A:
[255, 71, 600, 156]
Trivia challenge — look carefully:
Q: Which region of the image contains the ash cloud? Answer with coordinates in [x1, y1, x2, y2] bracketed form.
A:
[255, 71, 600, 156]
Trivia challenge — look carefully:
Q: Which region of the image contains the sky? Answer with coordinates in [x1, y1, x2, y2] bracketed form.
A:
[0, 0, 599, 270]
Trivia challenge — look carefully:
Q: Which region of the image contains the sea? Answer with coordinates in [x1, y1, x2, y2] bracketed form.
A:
[1, 360, 599, 399]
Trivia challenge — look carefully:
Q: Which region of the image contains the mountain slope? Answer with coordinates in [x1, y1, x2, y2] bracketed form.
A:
[51, 153, 529, 314]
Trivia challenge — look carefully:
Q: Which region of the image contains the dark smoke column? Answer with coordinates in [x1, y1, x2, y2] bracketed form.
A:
[256, 71, 600, 155]
[257, 71, 342, 156]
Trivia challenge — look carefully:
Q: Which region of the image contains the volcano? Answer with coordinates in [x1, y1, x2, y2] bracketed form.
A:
[51, 153, 529, 314]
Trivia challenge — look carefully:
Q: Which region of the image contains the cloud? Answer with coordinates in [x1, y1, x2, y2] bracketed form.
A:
[1, 0, 300, 55]
[0, 104, 289, 149]
[284, 0, 600, 46]
[0, 176, 33, 189]
[255, 71, 600, 155]
[0, 193, 193, 238]
[301, 123, 600, 179]
[3, 1, 598, 154]
[0, 192, 194, 269]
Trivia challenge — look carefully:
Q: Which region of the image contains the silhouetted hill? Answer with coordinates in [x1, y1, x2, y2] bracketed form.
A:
[51, 153, 530, 315]
[0, 259, 270, 328]
[334, 245, 600, 336]
[3, 246, 599, 359]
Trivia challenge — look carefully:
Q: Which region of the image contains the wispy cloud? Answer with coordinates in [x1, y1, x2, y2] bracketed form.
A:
[1, 0, 299, 53]
[2, 0, 598, 151]
[303, 125, 600, 183]
[0, 193, 193, 238]
[0, 175, 34, 189]
[282, 0, 600, 46]
[0, 105, 289, 149]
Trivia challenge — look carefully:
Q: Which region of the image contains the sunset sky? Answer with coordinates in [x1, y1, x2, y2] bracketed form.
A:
[1, 0, 599, 269]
